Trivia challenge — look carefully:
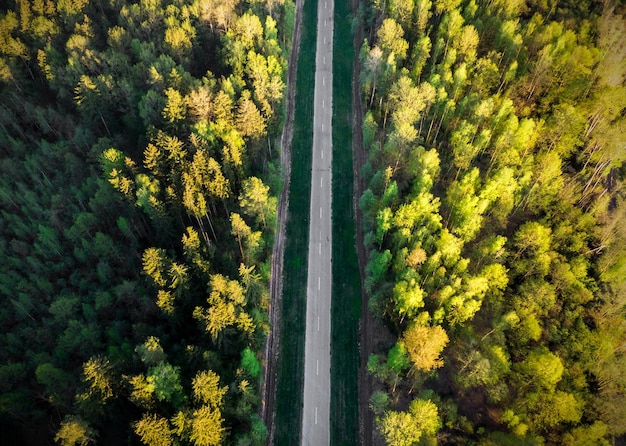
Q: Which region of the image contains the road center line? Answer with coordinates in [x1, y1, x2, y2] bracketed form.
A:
[320, 207, 322, 219]
[318, 277, 321, 290]
[320, 177, 323, 188]
[319, 242, 321, 254]
[322, 99, 325, 108]
[315, 407, 318, 425]
[318, 316, 320, 331]
[316, 359, 319, 375]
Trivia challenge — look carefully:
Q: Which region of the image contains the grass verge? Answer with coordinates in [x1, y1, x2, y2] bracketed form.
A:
[273, 0, 317, 443]
[331, 0, 361, 444]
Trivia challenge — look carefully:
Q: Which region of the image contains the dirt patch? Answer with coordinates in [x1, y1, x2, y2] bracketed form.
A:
[349, 5, 373, 445]
[261, 0, 304, 442]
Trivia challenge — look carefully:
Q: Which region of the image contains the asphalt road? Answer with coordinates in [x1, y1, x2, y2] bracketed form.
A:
[301, 0, 334, 444]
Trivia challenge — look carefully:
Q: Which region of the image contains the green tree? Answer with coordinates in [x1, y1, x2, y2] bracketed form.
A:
[517, 348, 564, 390]
[240, 347, 262, 378]
[369, 390, 390, 415]
[147, 362, 185, 407]
[378, 398, 440, 446]
[377, 18, 409, 62]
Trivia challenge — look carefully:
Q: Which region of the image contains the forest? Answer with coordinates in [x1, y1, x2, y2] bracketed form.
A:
[358, 0, 626, 444]
[0, 0, 292, 444]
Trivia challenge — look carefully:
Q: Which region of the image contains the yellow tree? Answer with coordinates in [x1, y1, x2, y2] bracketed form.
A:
[134, 414, 174, 446]
[401, 324, 449, 374]
[239, 176, 276, 228]
[190, 405, 224, 446]
[55, 416, 95, 446]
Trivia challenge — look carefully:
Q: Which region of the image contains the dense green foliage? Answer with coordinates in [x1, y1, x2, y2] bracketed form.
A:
[358, 0, 626, 444]
[0, 0, 291, 443]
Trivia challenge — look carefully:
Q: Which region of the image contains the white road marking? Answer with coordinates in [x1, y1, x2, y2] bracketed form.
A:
[315, 407, 318, 425]
[318, 316, 320, 331]
[317, 359, 319, 375]
[318, 277, 321, 290]
[324, 19, 327, 27]
[319, 242, 321, 254]
[321, 149, 324, 159]
[325, 1, 327, 8]
[323, 76, 325, 86]
[323, 55, 326, 65]
[322, 123, 324, 132]
[320, 207, 322, 219]
[322, 99, 325, 108]
[320, 177, 323, 188]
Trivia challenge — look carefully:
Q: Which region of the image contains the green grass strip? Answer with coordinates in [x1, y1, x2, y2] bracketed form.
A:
[273, 0, 318, 443]
[331, 0, 361, 444]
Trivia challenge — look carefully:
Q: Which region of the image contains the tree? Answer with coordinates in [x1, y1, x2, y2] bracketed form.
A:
[193, 274, 254, 341]
[513, 222, 552, 257]
[81, 356, 114, 403]
[377, 19, 409, 62]
[402, 324, 449, 374]
[526, 391, 582, 432]
[136, 336, 166, 366]
[164, 18, 195, 62]
[245, 51, 284, 117]
[393, 274, 426, 320]
[231, 213, 262, 263]
[162, 87, 187, 124]
[378, 398, 440, 446]
[236, 90, 266, 139]
[376, 207, 393, 246]
[134, 414, 174, 446]
[147, 362, 185, 407]
[240, 347, 262, 378]
[239, 177, 276, 228]
[517, 348, 564, 391]
[190, 405, 224, 446]
[370, 391, 390, 415]
[54, 416, 95, 446]
[192, 371, 227, 409]
[142, 247, 170, 288]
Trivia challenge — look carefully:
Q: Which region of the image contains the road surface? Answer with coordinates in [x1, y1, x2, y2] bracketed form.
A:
[301, 0, 333, 444]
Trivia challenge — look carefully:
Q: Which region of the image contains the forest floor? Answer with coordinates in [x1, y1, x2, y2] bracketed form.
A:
[350, 11, 373, 446]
